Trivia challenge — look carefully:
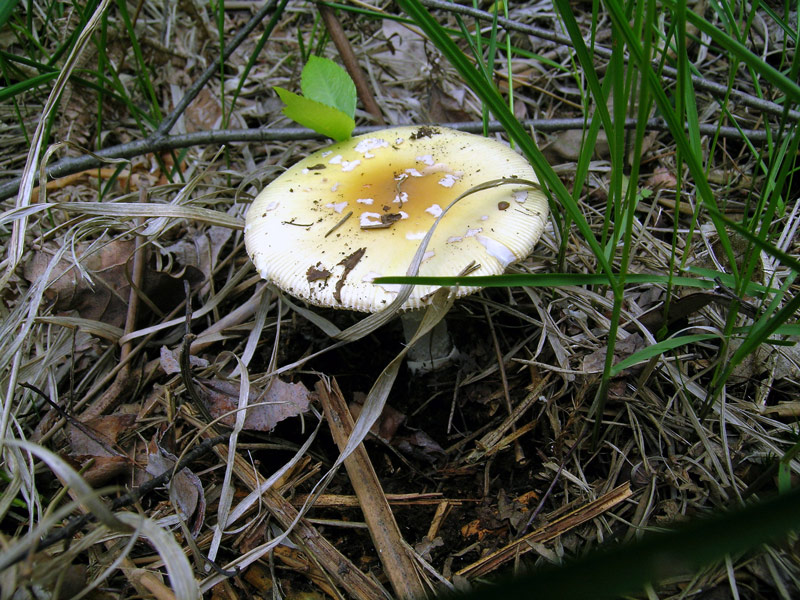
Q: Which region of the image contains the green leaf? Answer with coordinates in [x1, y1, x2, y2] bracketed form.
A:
[300, 55, 356, 117]
[274, 87, 355, 141]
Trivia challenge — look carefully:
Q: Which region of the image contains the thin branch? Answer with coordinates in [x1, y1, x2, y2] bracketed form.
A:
[318, 3, 386, 124]
[0, 119, 777, 203]
[417, 0, 800, 122]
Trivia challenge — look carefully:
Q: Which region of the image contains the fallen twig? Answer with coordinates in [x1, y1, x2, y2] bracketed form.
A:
[319, 3, 386, 124]
[0, 119, 776, 203]
[317, 378, 429, 599]
[456, 482, 633, 579]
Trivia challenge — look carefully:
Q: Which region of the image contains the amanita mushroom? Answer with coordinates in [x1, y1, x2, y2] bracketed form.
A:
[244, 125, 548, 368]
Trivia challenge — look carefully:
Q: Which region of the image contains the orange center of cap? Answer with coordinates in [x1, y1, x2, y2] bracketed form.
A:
[326, 160, 463, 240]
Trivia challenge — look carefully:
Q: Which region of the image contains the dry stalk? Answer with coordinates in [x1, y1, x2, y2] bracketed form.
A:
[317, 378, 429, 599]
[318, 3, 386, 124]
[194, 418, 389, 600]
[456, 482, 633, 579]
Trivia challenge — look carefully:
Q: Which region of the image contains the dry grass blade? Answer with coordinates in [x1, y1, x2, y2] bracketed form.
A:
[34, 316, 124, 343]
[2, 0, 112, 287]
[0, 494, 86, 573]
[207, 354, 250, 564]
[3, 0, 799, 596]
[322, 179, 540, 472]
[335, 289, 454, 467]
[115, 512, 202, 600]
[54, 202, 244, 230]
[457, 483, 633, 578]
[466, 374, 550, 463]
[199, 430, 389, 599]
[5, 440, 125, 531]
[0, 241, 74, 447]
[317, 378, 428, 599]
[118, 263, 252, 345]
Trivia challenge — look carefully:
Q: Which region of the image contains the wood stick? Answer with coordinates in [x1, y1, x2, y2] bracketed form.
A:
[318, 3, 386, 125]
[317, 379, 428, 599]
[208, 430, 388, 600]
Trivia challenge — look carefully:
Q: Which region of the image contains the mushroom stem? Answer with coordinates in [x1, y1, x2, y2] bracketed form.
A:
[400, 310, 457, 373]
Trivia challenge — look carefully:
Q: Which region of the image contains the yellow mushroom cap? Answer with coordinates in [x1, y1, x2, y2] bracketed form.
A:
[244, 126, 548, 312]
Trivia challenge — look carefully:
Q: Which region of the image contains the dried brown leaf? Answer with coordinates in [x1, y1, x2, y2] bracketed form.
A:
[645, 166, 678, 190]
[160, 345, 209, 375]
[146, 440, 206, 537]
[546, 129, 610, 161]
[198, 378, 312, 431]
[628, 292, 718, 334]
[160, 225, 232, 296]
[394, 430, 446, 464]
[184, 88, 223, 132]
[582, 333, 646, 374]
[348, 396, 406, 442]
[68, 413, 136, 457]
[24, 239, 192, 328]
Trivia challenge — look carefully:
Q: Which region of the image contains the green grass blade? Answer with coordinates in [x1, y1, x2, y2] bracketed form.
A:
[398, 0, 614, 281]
[610, 334, 720, 376]
[114, 0, 162, 124]
[374, 272, 716, 289]
[663, 0, 800, 102]
[227, 0, 289, 128]
[0, 71, 57, 102]
[0, 0, 20, 30]
[602, 0, 738, 279]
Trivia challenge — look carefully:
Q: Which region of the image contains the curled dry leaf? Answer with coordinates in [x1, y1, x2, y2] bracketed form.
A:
[146, 439, 206, 538]
[427, 83, 474, 123]
[394, 430, 446, 464]
[374, 20, 427, 82]
[183, 87, 223, 132]
[645, 166, 678, 190]
[546, 129, 611, 162]
[197, 378, 312, 431]
[160, 225, 232, 296]
[160, 345, 209, 375]
[67, 413, 135, 486]
[414, 536, 444, 561]
[348, 395, 406, 443]
[349, 396, 444, 462]
[68, 413, 135, 456]
[627, 291, 718, 334]
[24, 240, 137, 328]
[731, 341, 800, 383]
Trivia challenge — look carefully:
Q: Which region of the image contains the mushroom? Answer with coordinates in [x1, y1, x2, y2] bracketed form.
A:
[244, 125, 548, 369]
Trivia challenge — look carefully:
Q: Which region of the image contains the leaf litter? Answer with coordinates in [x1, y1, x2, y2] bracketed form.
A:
[197, 377, 312, 432]
[2, 1, 800, 599]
